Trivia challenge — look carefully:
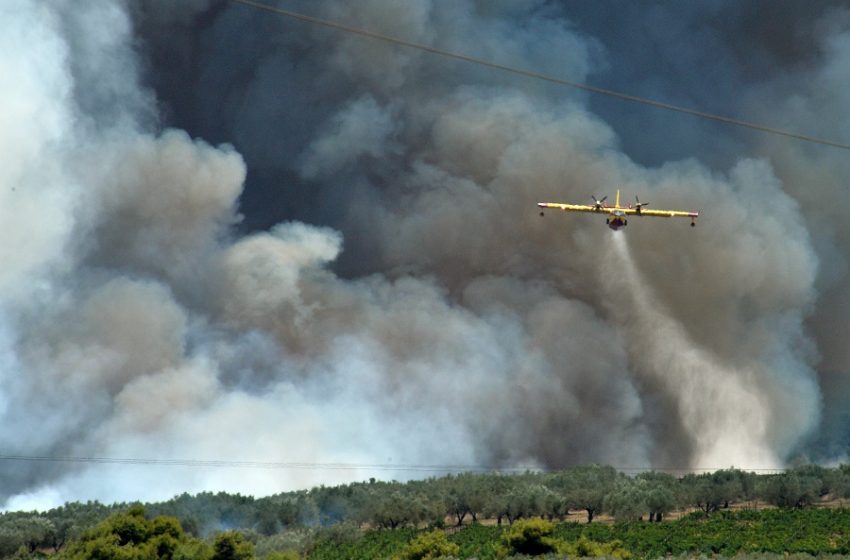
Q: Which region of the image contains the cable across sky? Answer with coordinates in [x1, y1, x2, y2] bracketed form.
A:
[227, 0, 850, 152]
[0, 455, 787, 474]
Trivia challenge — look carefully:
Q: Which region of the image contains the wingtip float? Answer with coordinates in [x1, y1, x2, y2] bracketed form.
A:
[538, 190, 699, 230]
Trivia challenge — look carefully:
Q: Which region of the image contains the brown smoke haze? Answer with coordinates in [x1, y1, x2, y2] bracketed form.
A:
[0, 0, 848, 508]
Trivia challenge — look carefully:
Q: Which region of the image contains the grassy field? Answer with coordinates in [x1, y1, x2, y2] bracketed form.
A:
[308, 509, 850, 559]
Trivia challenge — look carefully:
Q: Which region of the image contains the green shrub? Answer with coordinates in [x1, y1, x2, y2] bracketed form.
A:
[212, 531, 254, 560]
[173, 540, 213, 560]
[263, 551, 300, 560]
[58, 506, 200, 560]
[560, 535, 631, 559]
[255, 529, 313, 559]
[499, 518, 562, 557]
[394, 529, 459, 560]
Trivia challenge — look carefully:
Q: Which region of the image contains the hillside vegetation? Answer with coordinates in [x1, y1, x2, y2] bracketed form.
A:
[3, 464, 850, 559]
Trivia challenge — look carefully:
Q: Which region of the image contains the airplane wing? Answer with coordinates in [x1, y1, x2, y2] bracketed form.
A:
[537, 202, 612, 214]
[538, 193, 699, 229]
[623, 208, 699, 219]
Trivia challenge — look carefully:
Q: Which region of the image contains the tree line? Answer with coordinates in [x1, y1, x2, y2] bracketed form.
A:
[2, 464, 850, 557]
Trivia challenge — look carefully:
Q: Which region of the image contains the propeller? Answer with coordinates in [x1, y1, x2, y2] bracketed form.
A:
[591, 195, 608, 210]
[634, 195, 649, 212]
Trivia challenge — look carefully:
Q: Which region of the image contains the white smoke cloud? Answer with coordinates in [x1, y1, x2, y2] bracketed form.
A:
[300, 95, 400, 180]
[0, 1, 77, 304]
[736, 13, 850, 458]
[0, 0, 841, 510]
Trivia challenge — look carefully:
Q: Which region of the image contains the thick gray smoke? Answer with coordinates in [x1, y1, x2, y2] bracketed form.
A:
[0, 0, 846, 509]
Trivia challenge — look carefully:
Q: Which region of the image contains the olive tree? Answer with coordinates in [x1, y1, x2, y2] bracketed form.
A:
[563, 465, 617, 523]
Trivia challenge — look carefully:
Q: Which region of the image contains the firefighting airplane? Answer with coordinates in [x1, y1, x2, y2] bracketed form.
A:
[537, 190, 699, 230]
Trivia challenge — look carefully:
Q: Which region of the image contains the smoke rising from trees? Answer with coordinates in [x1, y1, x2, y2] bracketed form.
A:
[1, 0, 848, 508]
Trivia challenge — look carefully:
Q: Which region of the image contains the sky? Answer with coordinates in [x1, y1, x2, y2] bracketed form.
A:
[2, 0, 850, 509]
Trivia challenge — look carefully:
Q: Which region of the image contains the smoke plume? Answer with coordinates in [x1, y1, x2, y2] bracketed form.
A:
[1, 0, 847, 508]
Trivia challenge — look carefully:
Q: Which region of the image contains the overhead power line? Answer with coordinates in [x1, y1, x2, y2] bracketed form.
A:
[227, 0, 850, 152]
[0, 455, 786, 474]
[0, 455, 500, 472]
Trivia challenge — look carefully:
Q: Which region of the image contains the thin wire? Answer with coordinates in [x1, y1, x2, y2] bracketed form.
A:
[226, 0, 850, 152]
[0, 455, 786, 473]
[0, 455, 531, 472]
